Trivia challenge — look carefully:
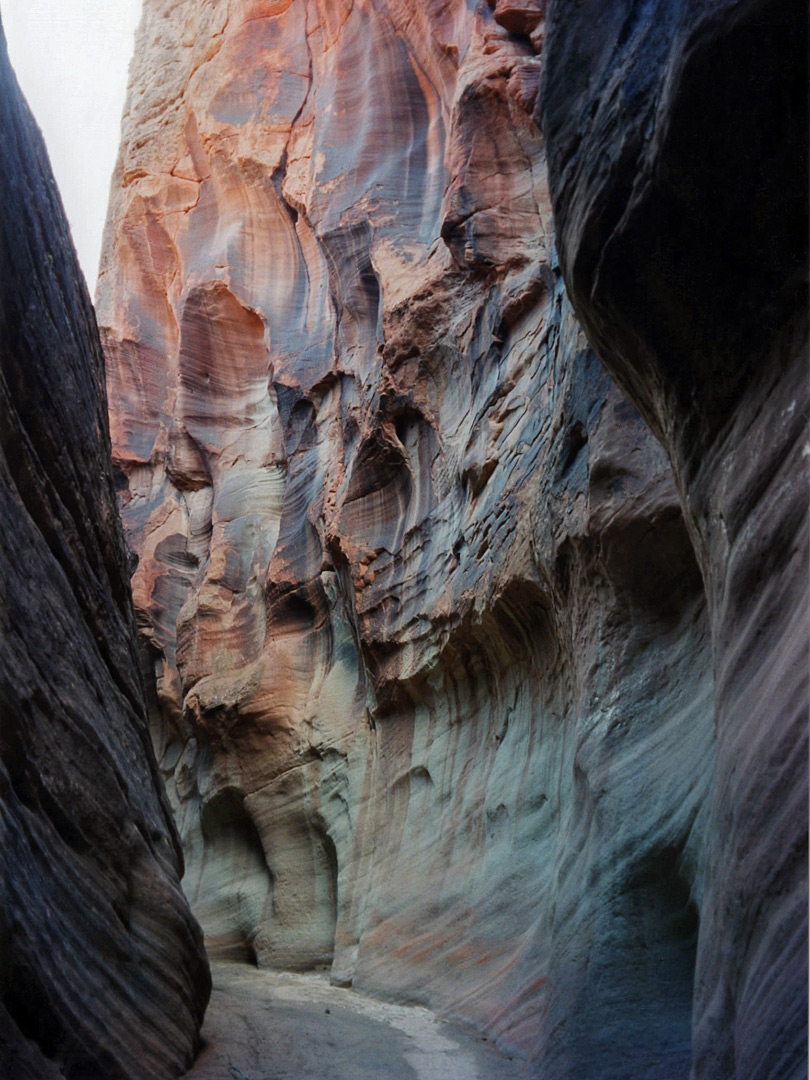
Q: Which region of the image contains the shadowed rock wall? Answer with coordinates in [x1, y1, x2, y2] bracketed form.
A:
[540, 1, 808, 1077]
[0, 18, 210, 1080]
[98, 0, 804, 1076]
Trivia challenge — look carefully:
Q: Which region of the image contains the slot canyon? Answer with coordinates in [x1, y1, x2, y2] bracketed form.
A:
[0, 1, 806, 1078]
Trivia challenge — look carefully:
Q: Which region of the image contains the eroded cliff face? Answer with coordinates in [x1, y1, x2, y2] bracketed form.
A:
[95, 0, 801, 1076]
[0, 19, 210, 1080]
[540, 1, 808, 1077]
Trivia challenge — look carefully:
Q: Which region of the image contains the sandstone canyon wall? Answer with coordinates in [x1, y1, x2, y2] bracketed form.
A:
[0, 19, 210, 1080]
[97, 1, 806, 1078]
[540, 1, 808, 1076]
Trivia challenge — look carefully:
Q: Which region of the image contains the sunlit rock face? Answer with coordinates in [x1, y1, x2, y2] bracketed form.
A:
[541, 1, 808, 1078]
[0, 19, 210, 1080]
[98, 0, 722, 1074]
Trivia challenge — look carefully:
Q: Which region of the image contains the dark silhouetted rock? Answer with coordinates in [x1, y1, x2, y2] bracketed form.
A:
[541, 1, 808, 1077]
[0, 17, 210, 1080]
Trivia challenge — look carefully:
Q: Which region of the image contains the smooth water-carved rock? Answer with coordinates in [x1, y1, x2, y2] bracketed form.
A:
[97, 0, 800, 1076]
[540, 1, 808, 1077]
[0, 19, 210, 1080]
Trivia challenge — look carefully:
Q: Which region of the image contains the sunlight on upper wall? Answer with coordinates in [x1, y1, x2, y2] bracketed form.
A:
[2, 0, 143, 291]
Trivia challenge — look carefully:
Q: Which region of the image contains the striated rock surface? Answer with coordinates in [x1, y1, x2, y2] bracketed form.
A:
[0, 19, 210, 1080]
[98, 0, 803, 1076]
[540, 1, 808, 1078]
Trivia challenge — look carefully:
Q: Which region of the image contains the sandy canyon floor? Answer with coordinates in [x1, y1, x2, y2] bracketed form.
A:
[186, 963, 535, 1080]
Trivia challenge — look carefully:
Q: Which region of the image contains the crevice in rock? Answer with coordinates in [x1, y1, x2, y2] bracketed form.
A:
[195, 789, 273, 966]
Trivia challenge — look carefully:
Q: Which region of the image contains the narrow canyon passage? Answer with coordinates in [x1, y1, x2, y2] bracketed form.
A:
[186, 963, 533, 1080]
[0, 0, 805, 1077]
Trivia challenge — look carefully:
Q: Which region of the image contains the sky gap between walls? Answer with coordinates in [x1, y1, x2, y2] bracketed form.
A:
[2, 0, 143, 290]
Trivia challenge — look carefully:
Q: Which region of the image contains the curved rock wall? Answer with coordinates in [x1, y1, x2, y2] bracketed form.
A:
[540, 1, 808, 1077]
[0, 19, 210, 1080]
[97, 0, 801, 1075]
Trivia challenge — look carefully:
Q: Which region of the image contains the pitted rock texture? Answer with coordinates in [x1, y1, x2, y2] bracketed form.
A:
[90, 1, 780, 1076]
[540, 1, 808, 1078]
[0, 20, 210, 1080]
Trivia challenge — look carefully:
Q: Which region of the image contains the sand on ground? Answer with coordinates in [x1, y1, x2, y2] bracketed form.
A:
[184, 962, 536, 1080]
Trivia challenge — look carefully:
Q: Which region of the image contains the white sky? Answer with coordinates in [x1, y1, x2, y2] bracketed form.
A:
[2, 0, 143, 290]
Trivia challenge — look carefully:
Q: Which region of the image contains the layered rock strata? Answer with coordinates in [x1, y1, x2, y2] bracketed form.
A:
[540, 1, 809, 1077]
[0, 19, 210, 1080]
[98, 0, 803, 1076]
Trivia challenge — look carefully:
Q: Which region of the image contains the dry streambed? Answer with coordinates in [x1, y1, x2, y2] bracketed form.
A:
[185, 963, 535, 1080]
